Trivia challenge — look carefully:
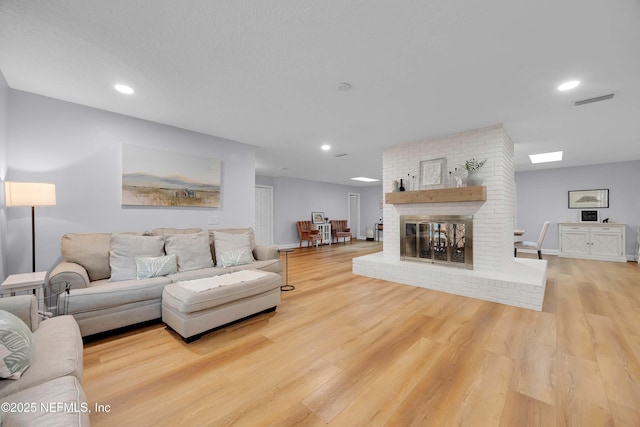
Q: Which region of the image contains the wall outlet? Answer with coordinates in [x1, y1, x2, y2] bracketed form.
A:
[208, 215, 220, 225]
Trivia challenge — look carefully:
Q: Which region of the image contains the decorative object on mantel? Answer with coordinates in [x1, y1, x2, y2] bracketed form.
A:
[462, 158, 487, 187]
[419, 157, 447, 190]
[393, 180, 399, 192]
[399, 179, 405, 191]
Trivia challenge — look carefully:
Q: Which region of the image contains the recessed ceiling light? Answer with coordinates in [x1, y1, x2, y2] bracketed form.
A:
[529, 151, 563, 164]
[557, 80, 580, 91]
[337, 82, 352, 91]
[351, 177, 380, 182]
[321, 144, 331, 151]
[114, 84, 135, 95]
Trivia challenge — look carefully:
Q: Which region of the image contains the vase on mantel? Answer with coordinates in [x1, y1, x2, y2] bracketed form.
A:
[466, 170, 485, 186]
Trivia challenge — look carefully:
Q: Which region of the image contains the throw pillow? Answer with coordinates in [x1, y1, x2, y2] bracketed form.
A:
[164, 231, 215, 271]
[136, 254, 178, 279]
[109, 234, 165, 282]
[61, 233, 112, 281]
[0, 310, 35, 380]
[213, 231, 255, 267]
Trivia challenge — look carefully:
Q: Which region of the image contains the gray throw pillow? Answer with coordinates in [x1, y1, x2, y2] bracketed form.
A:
[213, 231, 255, 267]
[109, 234, 165, 282]
[164, 231, 215, 271]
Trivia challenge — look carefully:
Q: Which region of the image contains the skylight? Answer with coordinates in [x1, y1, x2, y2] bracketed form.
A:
[351, 177, 379, 182]
[557, 80, 580, 91]
[529, 151, 563, 164]
[114, 84, 135, 95]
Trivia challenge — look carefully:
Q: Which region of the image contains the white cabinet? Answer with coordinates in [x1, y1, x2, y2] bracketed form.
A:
[313, 223, 332, 245]
[558, 223, 626, 262]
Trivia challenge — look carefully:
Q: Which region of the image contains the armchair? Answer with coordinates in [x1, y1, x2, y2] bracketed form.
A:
[297, 221, 322, 248]
[330, 220, 352, 244]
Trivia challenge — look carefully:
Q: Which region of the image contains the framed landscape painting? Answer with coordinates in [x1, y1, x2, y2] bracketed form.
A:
[122, 144, 221, 207]
[568, 189, 609, 209]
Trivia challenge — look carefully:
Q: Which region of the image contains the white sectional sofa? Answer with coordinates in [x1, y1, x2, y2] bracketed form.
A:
[48, 227, 282, 337]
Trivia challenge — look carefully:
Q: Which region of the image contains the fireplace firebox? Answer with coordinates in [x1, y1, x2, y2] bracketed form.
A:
[400, 215, 473, 269]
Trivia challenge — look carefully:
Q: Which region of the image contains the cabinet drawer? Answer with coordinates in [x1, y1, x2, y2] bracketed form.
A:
[560, 225, 589, 232]
[593, 226, 622, 234]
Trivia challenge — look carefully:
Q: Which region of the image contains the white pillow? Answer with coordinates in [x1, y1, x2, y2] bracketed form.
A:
[213, 231, 255, 267]
[109, 234, 165, 282]
[164, 231, 214, 271]
[136, 254, 178, 279]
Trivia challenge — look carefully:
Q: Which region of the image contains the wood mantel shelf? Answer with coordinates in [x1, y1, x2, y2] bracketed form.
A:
[385, 186, 486, 204]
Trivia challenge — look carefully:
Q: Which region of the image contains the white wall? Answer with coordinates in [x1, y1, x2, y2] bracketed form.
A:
[0, 70, 9, 280]
[5, 90, 256, 275]
[256, 175, 382, 246]
[515, 160, 640, 257]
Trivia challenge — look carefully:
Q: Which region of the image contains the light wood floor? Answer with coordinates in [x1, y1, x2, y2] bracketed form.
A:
[83, 241, 640, 426]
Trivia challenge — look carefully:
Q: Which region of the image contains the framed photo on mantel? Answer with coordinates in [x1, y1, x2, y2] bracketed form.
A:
[568, 189, 609, 209]
[419, 158, 447, 190]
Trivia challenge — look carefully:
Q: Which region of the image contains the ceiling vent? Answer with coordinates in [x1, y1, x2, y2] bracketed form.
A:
[334, 153, 348, 158]
[574, 93, 615, 107]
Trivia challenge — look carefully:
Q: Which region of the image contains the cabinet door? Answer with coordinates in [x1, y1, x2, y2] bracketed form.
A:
[560, 229, 589, 255]
[590, 230, 622, 257]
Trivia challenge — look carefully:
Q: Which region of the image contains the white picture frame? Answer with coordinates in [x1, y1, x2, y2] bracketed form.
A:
[419, 158, 447, 190]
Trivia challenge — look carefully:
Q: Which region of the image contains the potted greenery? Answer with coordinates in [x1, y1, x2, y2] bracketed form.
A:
[463, 158, 487, 186]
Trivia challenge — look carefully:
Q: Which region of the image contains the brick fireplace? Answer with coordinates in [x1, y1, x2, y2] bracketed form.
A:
[353, 125, 547, 311]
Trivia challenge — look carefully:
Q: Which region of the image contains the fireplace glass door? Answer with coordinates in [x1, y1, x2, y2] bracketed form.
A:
[401, 216, 473, 269]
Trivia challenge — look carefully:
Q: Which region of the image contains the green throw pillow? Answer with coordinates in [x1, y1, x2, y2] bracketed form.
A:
[136, 254, 178, 279]
[0, 310, 34, 380]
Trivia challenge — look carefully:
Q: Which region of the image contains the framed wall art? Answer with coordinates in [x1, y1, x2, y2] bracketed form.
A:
[311, 212, 325, 224]
[122, 144, 221, 207]
[419, 158, 447, 190]
[568, 189, 609, 209]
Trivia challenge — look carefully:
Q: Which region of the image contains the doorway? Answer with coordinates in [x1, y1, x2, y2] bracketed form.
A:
[255, 185, 274, 245]
[348, 193, 360, 240]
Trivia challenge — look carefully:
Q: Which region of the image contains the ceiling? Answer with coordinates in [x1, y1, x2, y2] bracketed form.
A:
[1, 1, 639, 187]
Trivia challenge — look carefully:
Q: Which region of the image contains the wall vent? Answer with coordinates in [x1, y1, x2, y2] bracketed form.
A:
[574, 93, 615, 107]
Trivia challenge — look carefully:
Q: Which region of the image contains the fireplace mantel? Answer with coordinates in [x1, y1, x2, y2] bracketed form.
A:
[385, 186, 486, 204]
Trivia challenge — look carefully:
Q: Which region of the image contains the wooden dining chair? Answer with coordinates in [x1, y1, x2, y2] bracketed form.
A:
[330, 220, 352, 244]
[297, 221, 322, 248]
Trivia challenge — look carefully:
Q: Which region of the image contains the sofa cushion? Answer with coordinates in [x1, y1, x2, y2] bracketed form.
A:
[61, 277, 172, 314]
[164, 231, 214, 272]
[0, 375, 89, 426]
[213, 231, 255, 267]
[0, 310, 34, 380]
[109, 234, 165, 282]
[61, 233, 112, 281]
[150, 227, 202, 236]
[208, 228, 257, 264]
[0, 315, 82, 399]
[136, 254, 178, 279]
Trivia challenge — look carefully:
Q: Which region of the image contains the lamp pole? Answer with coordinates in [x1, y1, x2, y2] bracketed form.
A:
[31, 206, 36, 272]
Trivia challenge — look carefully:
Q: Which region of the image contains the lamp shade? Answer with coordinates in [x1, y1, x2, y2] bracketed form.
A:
[5, 182, 57, 207]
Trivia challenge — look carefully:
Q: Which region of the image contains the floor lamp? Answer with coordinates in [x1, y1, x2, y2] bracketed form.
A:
[5, 181, 57, 272]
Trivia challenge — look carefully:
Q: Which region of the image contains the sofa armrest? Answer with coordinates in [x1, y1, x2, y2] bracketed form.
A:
[49, 261, 91, 291]
[0, 295, 39, 332]
[253, 245, 280, 261]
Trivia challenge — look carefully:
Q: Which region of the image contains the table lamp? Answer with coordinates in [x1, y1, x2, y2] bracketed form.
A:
[5, 181, 57, 272]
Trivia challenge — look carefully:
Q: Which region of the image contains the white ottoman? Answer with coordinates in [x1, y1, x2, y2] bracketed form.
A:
[162, 270, 282, 342]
